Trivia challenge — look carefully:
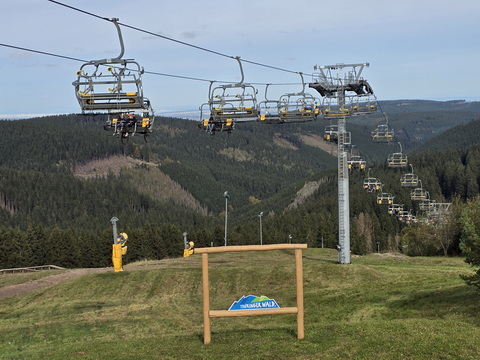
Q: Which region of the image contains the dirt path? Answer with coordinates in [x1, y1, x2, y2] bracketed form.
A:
[0, 268, 110, 300]
[0, 258, 209, 301]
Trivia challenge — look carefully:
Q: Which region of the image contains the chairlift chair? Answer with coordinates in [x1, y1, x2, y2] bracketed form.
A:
[347, 146, 366, 171]
[72, 18, 154, 141]
[209, 83, 259, 122]
[258, 99, 282, 124]
[397, 210, 411, 222]
[103, 103, 154, 144]
[319, 96, 352, 118]
[272, 72, 320, 123]
[387, 142, 408, 168]
[363, 169, 382, 192]
[377, 192, 394, 205]
[400, 164, 419, 187]
[377, 186, 394, 205]
[348, 155, 366, 171]
[405, 214, 417, 225]
[199, 57, 259, 133]
[363, 179, 382, 192]
[74, 60, 146, 113]
[277, 93, 320, 123]
[387, 153, 408, 168]
[351, 94, 378, 115]
[324, 124, 339, 142]
[410, 180, 429, 201]
[418, 217, 435, 225]
[257, 84, 281, 124]
[371, 124, 394, 143]
[410, 189, 429, 201]
[198, 102, 234, 135]
[388, 203, 404, 215]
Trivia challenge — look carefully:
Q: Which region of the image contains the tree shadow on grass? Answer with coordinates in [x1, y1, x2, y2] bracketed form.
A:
[385, 284, 480, 326]
[196, 326, 297, 344]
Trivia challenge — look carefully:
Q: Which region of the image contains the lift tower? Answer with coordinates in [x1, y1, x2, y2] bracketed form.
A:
[310, 63, 375, 264]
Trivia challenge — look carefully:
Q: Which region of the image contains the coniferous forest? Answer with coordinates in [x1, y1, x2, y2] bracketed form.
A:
[1, 100, 480, 281]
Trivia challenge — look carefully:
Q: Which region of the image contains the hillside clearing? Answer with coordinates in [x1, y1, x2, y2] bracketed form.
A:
[73, 155, 156, 178]
[0, 249, 478, 359]
[73, 155, 209, 215]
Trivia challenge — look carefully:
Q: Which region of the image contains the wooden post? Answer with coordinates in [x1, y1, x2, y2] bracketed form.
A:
[295, 248, 304, 339]
[202, 253, 211, 344]
[195, 244, 307, 344]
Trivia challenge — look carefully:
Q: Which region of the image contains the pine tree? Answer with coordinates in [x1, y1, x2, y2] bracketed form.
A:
[459, 195, 480, 288]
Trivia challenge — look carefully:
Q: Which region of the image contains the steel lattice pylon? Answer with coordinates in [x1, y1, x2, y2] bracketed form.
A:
[309, 63, 374, 264]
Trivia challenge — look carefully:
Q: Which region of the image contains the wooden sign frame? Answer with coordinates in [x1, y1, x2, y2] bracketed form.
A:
[194, 244, 307, 344]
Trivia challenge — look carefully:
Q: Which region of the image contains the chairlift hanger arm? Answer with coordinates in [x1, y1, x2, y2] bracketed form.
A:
[87, 18, 125, 66]
[298, 72, 306, 94]
[236, 56, 244, 84]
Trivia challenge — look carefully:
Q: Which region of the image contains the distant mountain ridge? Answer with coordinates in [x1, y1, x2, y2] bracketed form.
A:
[0, 99, 478, 231]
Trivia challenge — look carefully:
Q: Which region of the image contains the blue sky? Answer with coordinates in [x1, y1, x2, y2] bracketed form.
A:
[1, 0, 479, 118]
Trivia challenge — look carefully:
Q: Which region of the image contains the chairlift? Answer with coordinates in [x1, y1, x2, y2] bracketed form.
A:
[397, 210, 413, 223]
[276, 73, 320, 123]
[351, 93, 378, 115]
[400, 164, 419, 187]
[209, 58, 258, 121]
[103, 106, 154, 144]
[277, 93, 319, 123]
[410, 189, 429, 201]
[198, 102, 234, 135]
[209, 83, 258, 122]
[72, 18, 154, 140]
[324, 124, 339, 142]
[410, 180, 429, 201]
[350, 79, 377, 115]
[258, 80, 320, 124]
[387, 142, 408, 168]
[377, 186, 394, 205]
[363, 168, 382, 192]
[400, 212, 416, 225]
[319, 96, 352, 118]
[74, 61, 146, 112]
[371, 124, 394, 143]
[258, 84, 282, 124]
[372, 125, 394, 143]
[347, 145, 366, 171]
[406, 215, 417, 225]
[348, 155, 366, 171]
[199, 58, 258, 134]
[388, 203, 404, 215]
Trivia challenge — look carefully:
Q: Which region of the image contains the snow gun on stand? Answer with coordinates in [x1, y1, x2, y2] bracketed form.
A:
[110, 217, 128, 272]
[183, 232, 194, 258]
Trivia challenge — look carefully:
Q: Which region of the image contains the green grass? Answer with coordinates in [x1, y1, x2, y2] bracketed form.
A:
[0, 269, 68, 288]
[0, 249, 479, 359]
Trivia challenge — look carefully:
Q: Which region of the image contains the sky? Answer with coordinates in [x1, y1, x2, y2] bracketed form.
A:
[1, 0, 480, 119]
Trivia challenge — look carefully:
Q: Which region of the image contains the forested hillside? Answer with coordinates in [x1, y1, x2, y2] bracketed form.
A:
[413, 119, 480, 154]
[1, 99, 480, 269]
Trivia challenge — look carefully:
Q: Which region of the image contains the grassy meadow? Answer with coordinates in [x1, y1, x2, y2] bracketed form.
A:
[0, 249, 479, 359]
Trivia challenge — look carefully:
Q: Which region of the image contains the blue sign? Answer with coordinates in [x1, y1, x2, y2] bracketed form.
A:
[228, 295, 280, 311]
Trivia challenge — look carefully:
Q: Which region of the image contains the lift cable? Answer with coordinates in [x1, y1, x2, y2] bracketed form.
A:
[0, 42, 305, 88]
[47, 0, 310, 77]
[0, 43, 87, 63]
